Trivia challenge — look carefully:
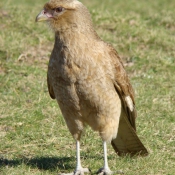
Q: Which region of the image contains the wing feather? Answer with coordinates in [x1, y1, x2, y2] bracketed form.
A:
[108, 44, 137, 130]
[47, 73, 55, 99]
[107, 44, 148, 156]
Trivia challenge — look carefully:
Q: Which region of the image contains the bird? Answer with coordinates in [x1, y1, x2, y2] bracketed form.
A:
[35, 0, 148, 174]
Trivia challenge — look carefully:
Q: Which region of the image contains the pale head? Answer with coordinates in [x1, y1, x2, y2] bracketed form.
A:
[36, 0, 93, 33]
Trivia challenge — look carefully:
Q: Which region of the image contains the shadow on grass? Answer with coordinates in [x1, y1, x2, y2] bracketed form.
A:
[0, 156, 74, 172]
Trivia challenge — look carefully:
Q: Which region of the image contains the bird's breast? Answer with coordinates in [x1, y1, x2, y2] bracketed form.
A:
[48, 44, 116, 117]
[48, 49, 83, 110]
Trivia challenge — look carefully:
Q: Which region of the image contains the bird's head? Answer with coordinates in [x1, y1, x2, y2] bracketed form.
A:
[36, 0, 93, 33]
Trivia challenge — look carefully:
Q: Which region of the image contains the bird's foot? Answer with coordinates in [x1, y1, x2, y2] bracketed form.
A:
[96, 167, 112, 175]
[59, 167, 90, 175]
[74, 168, 90, 175]
[97, 168, 124, 175]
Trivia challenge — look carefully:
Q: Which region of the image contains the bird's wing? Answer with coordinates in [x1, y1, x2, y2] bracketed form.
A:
[47, 72, 55, 99]
[108, 45, 136, 130]
[107, 44, 148, 156]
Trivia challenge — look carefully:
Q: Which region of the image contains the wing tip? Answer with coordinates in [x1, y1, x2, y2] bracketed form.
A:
[111, 140, 148, 157]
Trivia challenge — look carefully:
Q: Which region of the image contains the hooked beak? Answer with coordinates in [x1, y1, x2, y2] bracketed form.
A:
[35, 10, 50, 22]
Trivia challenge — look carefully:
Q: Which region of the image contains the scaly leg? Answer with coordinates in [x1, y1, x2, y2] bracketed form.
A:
[97, 141, 112, 175]
[60, 140, 90, 175]
[97, 141, 124, 175]
[74, 140, 89, 174]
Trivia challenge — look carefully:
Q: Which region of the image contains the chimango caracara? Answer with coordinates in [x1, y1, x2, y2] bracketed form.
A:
[36, 0, 148, 174]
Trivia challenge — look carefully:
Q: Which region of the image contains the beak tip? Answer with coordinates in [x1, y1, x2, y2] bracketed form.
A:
[35, 10, 49, 23]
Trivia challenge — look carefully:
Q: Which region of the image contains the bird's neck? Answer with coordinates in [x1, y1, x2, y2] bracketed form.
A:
[54, 28, 99, 49]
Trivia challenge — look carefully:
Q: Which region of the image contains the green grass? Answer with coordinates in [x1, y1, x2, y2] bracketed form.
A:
[0, 0, 175, 174]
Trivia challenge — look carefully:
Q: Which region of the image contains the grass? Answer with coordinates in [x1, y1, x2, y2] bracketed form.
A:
[0, 0, 175, 174]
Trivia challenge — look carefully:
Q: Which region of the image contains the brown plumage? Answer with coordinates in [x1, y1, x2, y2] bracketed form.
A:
[36, 0, 148, 174]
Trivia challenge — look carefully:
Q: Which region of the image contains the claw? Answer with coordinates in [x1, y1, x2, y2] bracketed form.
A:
[97, 168, 124, 175]
[74, 168, 90, 175]
[97, 168, 113, 175]
[59, 167, 90, 175]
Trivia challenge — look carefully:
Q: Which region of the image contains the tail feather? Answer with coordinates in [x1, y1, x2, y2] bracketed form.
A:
[111, 108, 148, 156]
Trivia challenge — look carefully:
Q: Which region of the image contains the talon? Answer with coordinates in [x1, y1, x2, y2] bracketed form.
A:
[97, 168, 124, 175]
[74, 168, 90, 175]
[97, 168, 112, 175]
[59, 168, 90, 175]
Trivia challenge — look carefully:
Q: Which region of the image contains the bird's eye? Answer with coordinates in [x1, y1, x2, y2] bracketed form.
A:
[55, 7, 64, 13]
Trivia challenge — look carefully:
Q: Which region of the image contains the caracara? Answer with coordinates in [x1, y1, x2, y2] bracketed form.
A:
[36, 0, 148, 174]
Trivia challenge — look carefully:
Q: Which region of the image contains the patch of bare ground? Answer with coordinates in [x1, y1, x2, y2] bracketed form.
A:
[17, 42, 53, 69]
[0, 10, 9, 29]
[0, 9, 9, 17]
[0, 65, 6, 75]
[119, 55, 135, 67]
[0, 125, 14, 138]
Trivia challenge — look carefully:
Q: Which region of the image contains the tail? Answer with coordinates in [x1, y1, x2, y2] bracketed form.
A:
[111, 108, 148, 156]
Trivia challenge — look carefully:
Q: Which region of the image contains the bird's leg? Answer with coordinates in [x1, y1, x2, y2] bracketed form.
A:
[76, 140, 82, 170]
[59, 140, 90, 175]
[103, 141, 111, 173]
[97, 141, 124, 175]
[74, 140, 90, 174]
[97, 141, 112, 175]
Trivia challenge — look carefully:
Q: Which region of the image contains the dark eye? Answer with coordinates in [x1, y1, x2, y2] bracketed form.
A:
[55, 7, 64, 13]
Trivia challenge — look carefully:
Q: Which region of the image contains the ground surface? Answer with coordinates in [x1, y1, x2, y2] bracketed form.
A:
[0, 0, 175, 174]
